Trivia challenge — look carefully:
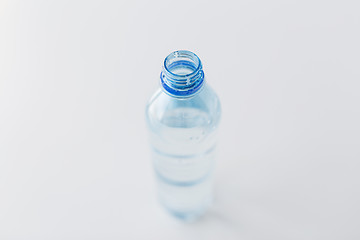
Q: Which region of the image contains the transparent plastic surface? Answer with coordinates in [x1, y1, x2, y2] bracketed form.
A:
[145, 51, 221, 221]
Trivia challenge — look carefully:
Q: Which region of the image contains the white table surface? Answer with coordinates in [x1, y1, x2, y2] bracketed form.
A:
[1, 0, 359, 239]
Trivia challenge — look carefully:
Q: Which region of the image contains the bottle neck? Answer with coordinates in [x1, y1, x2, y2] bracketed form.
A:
[160, 50, 205, 98]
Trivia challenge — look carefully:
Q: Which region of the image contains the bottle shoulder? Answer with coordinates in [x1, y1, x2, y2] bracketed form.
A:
[145, 83, 221, 129]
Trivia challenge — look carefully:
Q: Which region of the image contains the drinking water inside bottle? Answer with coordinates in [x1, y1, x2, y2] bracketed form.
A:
[149, 106, 217, 220]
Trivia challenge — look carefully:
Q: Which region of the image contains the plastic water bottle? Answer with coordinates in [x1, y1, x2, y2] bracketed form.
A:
[145, 50, 221, 220]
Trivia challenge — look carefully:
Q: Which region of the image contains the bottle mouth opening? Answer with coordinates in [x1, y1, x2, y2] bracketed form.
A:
[163, 50, 201, 78]
[161, 50, 204, 98]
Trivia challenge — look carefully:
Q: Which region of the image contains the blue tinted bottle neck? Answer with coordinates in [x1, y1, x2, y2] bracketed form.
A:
[160, 50, 205, 98]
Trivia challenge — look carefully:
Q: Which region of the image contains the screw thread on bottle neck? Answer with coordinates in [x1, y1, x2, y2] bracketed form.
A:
[161, 50, 205, 98]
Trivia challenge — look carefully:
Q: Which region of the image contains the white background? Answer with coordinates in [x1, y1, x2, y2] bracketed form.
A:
[1, 0, 359, 239]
